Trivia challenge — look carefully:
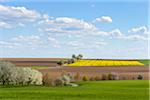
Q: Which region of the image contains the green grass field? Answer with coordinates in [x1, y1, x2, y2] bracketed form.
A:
[139, 60, 150, 66]
[31, 66, 50, 70]
[0, 80, 149, 100]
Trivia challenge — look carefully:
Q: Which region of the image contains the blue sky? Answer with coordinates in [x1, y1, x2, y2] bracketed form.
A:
[0, 0, 149, 59]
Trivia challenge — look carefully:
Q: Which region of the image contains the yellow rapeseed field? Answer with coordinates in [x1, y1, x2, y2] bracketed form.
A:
[67, 60, 144, 66]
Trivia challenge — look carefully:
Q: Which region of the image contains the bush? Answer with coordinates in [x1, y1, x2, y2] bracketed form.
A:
[57, 60, 64, 66]
[108, 72, 119, 80]
[0, 61, 16, 85]
[137, 75, 143, 80]
[0, 61, 43, 86]
[89, 77, 94, 81]
[82, 76, 88, 81]
[101, 74, 107, 80]
[94, 76, 101, 81]
[42, 73, 55, 86]
[54, 78, 64, 86]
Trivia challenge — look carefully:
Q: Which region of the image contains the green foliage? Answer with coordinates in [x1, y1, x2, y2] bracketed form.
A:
[57, 54, 83, 66]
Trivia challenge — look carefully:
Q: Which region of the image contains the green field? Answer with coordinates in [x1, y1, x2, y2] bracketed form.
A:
[139, 60, 150, 66]
[0, 80, 149, 100]
[31, 66, 50, 69]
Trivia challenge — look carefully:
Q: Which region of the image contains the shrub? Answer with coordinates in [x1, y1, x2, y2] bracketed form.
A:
[94, 76, 100, 81]
[82, 76, 88, 81]
[42, 73, 55, 86]
[57, 60, 64, 66]
[0, 61, 17, 85]
[101, 74, 107, 80]
[137, 75, 143, 80]
[89, 77, 94, 81]
[0, 61, 43, 86]
[108, 72, 119, 80]
[66, 72, 74, 82]
[54, 78, 64, 86]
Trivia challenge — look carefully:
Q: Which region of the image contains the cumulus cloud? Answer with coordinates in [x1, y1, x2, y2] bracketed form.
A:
[128, 26, 149, 35]
[109, 29, 148, 41]
[94, 16, 112, 23]
[43, 17, 97, 31]
[109, 29, 123, 37]
[39, 16, 112, 36]
[0, 5, 41, 28]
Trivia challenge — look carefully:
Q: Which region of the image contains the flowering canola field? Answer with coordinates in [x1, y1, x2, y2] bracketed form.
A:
[67, 60, 144, 66]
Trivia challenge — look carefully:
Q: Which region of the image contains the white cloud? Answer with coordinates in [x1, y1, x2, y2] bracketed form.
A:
[45, 17, 97, 31]
[40, 16, 111, 36]
[109, 29, 123, 37]
[12, 35, 42, 45]
[94, 16, 112, 23]
[95, 41, 107, 46]
[0, 5, 41, 28]
[0, 41, 20, 48]
[109, 29, 148, 41]
[47, 37, 60, 48]
[67, 41, 83, 47]
[128, 26, 149, 35]
[121, 35, 148, 41]
[0, 21, 11, 28]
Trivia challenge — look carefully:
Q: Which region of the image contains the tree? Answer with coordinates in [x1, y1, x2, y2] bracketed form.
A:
[78, 54, 83, 59]
[57, 60, 64, 66]
[72, 54, 76, 59]
[0, 61, 43, 86]
[76, 54, 83, 60]
[0, 61, 17, 85]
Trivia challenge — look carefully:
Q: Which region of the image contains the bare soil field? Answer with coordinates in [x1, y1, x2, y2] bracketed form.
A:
[39, 66, 149, 80]
[0, 58, 149, 80]
[0, 58, 63, 67]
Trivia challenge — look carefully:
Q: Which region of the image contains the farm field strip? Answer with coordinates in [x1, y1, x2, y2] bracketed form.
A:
[0, 80, 148, 100]
[67, 60, 144, 66]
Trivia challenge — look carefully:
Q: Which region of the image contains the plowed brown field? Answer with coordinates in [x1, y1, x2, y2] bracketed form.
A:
[0, 58, 149, 80]
[0, 58, 64, 67]
[39, 66, 149, 80]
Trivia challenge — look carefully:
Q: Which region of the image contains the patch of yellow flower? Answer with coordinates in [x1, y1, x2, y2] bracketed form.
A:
[67, 60, 144, 66]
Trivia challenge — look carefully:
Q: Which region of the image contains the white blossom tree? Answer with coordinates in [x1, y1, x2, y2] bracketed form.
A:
[0, 61, 43, 86]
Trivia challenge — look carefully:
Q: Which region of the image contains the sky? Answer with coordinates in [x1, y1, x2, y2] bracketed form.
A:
[0, 0, 149, 59]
